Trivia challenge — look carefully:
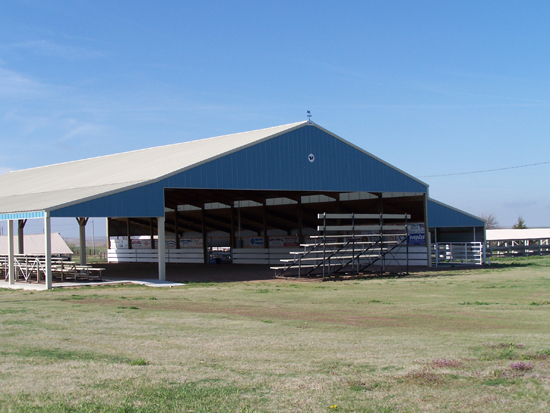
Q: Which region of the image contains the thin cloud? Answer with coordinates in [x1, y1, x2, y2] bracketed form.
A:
[503, 200, 538, 209]
[59, 121, 105, 142]
[0, 67, 52, 98]
[2, 40, 106, 60]
[4, 110, 54, 135]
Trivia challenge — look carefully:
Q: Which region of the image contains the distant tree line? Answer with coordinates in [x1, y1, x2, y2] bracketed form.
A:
[480, 214, 527, 229]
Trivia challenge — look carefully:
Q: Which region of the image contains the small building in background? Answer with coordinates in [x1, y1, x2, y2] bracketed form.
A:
[0, 233, 73, 258]
[487, 228, 550, 257]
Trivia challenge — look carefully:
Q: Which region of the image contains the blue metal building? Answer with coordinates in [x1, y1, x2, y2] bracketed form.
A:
[0, 121, 485, 288]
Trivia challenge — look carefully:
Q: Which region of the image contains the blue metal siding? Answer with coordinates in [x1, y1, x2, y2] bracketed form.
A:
[428, 200, 485, 228]
[162, 125, 427, 193]
[49, 124, 427, 218]
[51, 185, 165, 218]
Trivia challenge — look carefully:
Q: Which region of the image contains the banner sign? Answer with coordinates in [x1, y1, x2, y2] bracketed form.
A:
[131, 239, 151, 249]
[269, 236, 300, 247]
[179, 238, 203, 248]
[408, 223, 426, 245]
[248, 237, 265, 247]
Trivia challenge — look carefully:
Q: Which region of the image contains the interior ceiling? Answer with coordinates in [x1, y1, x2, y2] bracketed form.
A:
[108, 189, 425, 238]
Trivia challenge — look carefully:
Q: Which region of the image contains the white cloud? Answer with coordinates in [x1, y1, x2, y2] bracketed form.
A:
[0, 166, 14, 175]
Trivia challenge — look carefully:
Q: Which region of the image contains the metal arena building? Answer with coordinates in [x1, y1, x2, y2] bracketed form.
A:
[0, 121, 485, 288]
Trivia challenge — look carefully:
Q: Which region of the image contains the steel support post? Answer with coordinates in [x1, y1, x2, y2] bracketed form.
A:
[77, 217, 88, 265]
[8, 220, 15, 285]
[45, 213, 52, 290]
[158, 216, 166, 281]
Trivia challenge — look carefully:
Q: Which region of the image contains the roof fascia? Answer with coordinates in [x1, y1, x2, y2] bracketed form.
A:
[0, 211, 46, 220]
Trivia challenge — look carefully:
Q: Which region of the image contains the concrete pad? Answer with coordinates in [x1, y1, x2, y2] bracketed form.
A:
[0, 281, 48, 291]
[128, 279, 184, 288]
[0, 279, 184, 290]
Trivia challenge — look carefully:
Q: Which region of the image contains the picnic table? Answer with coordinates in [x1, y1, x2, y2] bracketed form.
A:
[51, 261, 105, 281]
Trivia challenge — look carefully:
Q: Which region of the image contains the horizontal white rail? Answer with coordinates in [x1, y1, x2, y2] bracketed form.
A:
[317, 213, 411, 220]
[108, 248, 205, 264]
[318, 225, 407, 232]
[232, 248, 296, 264]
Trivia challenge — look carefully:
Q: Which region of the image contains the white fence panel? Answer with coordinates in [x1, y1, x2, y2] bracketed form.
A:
[382, 245, 428, 266]
[432, 242, 484, 266]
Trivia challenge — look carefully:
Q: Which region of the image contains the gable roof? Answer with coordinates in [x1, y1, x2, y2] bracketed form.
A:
[0, 122, 306, 216]
[0, 121, 428, 218]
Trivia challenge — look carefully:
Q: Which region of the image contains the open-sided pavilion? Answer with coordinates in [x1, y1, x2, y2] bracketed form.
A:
[0, 121, 485, 288]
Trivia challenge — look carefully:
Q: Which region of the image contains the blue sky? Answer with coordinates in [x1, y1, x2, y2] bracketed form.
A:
[1, 0, 549, 238]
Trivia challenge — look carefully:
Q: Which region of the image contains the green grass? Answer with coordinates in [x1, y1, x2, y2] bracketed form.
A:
[1, 257, 550, 412]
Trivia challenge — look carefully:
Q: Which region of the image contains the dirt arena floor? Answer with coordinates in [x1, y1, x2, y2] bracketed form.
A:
[99, 262, 457, 283]
[102, 262, 277, 283]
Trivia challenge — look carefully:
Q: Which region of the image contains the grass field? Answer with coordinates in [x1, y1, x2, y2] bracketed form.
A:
[1, 257, 550, 412]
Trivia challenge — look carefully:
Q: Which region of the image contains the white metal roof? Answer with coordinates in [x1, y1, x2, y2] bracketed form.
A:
[0, 233, 73, 255]
[0, 122, 306, 215]
[487, 228, 550, 241]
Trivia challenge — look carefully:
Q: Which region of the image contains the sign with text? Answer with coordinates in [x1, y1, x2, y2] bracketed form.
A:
[269, 236, 300, 247]
[408, 223, 426, 245]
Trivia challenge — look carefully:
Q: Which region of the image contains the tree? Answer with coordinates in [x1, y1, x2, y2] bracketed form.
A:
[512, 216, 527, 229]
[480, 213, 500, 229]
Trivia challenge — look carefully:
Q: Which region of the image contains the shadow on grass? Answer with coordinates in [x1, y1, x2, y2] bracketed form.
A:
[6, 379, 258, 413]
[0, 347, 140, 365]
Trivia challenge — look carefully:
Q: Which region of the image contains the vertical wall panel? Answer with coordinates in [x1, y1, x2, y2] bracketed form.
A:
[428, 200, 485, 228]
[160, 124, 427, 193]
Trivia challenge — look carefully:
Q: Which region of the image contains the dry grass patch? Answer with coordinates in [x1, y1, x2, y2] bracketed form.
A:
[1, 257, 550, 411]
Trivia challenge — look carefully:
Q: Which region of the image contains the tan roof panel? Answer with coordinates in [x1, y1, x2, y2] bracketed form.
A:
[0, 122, 306, 214]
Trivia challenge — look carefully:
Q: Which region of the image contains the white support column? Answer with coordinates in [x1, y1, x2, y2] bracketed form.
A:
[8, 220, 15, 286]
[45, 213, 52, 290]
[80, 223, 86, 265]
[157, 216, 166, 281]
[483, 224, 487, 264]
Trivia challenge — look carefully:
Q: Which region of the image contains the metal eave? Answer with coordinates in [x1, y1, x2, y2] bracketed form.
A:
[0, 211, 46, 220]
[0, 181, 149, 216]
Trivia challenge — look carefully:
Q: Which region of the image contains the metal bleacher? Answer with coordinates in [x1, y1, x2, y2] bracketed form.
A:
[271, 213, 411, 279]
[1, 254, 104, 283]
